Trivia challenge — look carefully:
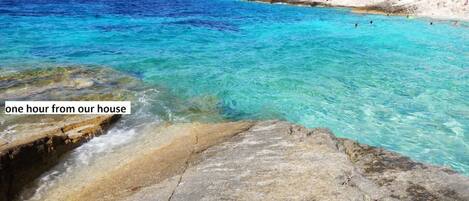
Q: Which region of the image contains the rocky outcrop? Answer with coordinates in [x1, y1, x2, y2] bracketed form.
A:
[31, 121, 469, 201]
[0, 67, 140, 201]
[250, 0, 469, 21]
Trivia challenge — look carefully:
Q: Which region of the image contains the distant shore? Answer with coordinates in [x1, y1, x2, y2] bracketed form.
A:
[249, 0, 469, 21]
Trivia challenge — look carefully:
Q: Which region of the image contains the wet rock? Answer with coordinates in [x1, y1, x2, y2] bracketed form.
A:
[0, 66, 140, 201]
[0, 115, 120, 201]
[32, 121, 469, 201]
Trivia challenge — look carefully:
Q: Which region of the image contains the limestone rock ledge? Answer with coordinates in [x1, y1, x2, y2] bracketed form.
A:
[39, 121, 469, 201]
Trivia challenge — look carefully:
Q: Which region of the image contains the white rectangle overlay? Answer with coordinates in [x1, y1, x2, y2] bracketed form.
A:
[4, 101, 131, 115]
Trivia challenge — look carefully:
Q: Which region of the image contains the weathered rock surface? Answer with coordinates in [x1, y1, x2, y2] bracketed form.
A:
[124, 121, 469, 201]
[29, 122, 255, 201]
[31, 121, 469, 201]
[0, 67, 140, 201]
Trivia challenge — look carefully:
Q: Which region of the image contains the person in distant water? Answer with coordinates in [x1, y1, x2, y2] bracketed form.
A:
[370, 20, 373, 24]
[453, 21, 459, 26]
[355, 23, 358, 28]
[430, 22, 433, 25]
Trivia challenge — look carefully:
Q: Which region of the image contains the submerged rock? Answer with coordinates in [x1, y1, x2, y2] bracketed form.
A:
[29, 121, 469, 201]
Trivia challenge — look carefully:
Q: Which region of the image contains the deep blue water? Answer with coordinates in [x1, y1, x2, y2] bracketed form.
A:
[0, 0, 468, 174]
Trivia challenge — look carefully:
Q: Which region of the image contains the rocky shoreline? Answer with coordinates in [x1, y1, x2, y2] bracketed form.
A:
[26, 121, 469, 201]
[1, 67, 469, 201]
[249, 0, 469, 21]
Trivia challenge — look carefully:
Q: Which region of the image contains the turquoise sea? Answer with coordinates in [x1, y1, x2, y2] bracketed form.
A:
[0, 0, 468, 174]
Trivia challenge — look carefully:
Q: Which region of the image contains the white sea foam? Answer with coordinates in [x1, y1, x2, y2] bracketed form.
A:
[20, 89, 167, 200]
[21, 127, 139, 201]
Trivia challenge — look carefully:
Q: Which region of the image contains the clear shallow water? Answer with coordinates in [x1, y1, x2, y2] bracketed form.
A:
[0, 0, 468, 175]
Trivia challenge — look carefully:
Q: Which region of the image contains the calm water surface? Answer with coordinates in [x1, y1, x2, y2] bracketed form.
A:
[0, 0, 468, 174]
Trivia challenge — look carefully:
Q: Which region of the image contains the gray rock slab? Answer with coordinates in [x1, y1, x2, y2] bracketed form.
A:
[129, 121, 469, 201]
